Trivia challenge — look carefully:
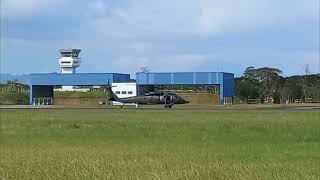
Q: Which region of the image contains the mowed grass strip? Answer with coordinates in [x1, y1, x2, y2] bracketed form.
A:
[0, 109, 320, 179]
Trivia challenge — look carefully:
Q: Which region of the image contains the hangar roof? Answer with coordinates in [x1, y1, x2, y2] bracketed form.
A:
[136, 72, 234, 85]
[30, 73, 130, 86]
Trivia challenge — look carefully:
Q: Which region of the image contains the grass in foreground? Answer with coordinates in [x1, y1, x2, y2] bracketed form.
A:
[0, 109, 320, 179]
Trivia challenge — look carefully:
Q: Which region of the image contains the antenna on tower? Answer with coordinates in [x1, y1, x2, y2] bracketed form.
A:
[304, 64, 310, 76]
[318, 56, 320, 75]
[140, 66, 151, 73]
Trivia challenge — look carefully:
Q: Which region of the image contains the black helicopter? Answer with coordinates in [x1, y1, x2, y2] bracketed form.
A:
[107, 87, 189, 108]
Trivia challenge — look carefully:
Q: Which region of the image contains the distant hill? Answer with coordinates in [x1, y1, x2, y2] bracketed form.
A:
[0, 74, 30, 84]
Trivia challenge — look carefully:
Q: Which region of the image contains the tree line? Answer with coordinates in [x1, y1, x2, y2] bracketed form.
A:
[235, 67, 320, 104]
[0, 80, 29, 92]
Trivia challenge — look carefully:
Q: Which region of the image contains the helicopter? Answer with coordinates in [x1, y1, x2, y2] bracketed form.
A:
[107, 86, 189, 108]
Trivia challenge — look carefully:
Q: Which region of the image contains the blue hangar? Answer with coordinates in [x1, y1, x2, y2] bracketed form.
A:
[29, 72, 235, 105]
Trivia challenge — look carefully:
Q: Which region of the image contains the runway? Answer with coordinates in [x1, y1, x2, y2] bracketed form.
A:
[1, 104, 319, 112]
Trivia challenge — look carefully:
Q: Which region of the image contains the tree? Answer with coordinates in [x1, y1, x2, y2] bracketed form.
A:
[243, 67, 283, 103]
[235, 77, 260, 103]
[280, 76, 303, 103]
[236, 67, 320, 104]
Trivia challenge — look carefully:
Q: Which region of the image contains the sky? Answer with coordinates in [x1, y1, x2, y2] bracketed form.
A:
[1, 0, 319, 77]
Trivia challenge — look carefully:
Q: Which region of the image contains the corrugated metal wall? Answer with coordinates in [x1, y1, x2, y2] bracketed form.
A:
[30, 73, 130, 86]
[136, 72, 233, 85]
[223, 73, 235, 98]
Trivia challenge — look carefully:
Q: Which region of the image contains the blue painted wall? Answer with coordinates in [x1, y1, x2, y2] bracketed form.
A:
[223, 73, 235, 98]
[30, 73, 130, 86]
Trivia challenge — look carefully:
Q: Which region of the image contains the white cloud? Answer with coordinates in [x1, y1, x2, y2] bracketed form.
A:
[87, 0, 318, 39]
[1, 0, 68, 19]
[84, 0, 318, 76]
[87, 0, 110, 18]
[195, 0, 257, 35]
[1, 0, 318, 75]
[111, 53, 213, 74]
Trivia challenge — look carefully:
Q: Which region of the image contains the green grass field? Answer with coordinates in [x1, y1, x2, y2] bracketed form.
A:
[1, 108, 320, 179]
[0, 91, 109, 105]
[54, 91, 109, 99]
[0, 92, 29, 105]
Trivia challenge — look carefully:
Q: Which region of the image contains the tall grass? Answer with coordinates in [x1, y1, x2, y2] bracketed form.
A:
[1, 109, 319, 179]
[0, 92, 29, 105]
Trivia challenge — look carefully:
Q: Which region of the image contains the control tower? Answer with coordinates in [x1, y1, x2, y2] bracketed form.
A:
[59, 49, 81, 74]
[59, 49, 81, 91]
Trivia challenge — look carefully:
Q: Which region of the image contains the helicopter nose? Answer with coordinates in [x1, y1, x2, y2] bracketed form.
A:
[183, 99, 189, 103]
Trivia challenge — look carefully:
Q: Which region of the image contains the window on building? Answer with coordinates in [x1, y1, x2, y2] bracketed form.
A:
[128, 91, 133, 94]
[72, 53, 79, 57]
[61, 53, 72, 57]
[121, 91, 127, 94]
[115, 91, 120, 94]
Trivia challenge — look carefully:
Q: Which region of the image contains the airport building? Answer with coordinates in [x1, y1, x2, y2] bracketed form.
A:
[136, 72, 234, 105]
[28, 49, 235, 105]
[58, 49, 82, 91]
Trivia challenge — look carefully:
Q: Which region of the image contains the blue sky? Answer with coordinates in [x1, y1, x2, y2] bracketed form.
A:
[1, 0, 319, 77]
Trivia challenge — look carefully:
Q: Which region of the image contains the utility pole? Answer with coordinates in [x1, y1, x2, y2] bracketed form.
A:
[318, 0, 320, 75]
[318, 1, 320, 76]
[304, 64, 310, 76]
[302, 64, 310, 102]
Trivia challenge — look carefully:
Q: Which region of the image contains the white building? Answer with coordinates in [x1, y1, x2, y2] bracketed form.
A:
[111, 83, 137, 105]
[58, 49, 81, 91]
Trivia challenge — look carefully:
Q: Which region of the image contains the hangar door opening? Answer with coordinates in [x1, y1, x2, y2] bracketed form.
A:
[138, 84, 220, 105]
